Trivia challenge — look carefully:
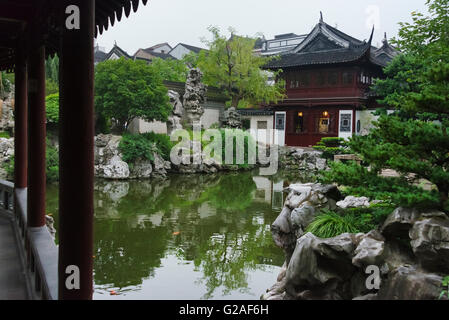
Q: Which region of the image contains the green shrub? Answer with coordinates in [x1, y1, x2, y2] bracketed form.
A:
[313, 137, 347, 160]
[440, 276, 449, 300]
[319, 161, 442, 209]
[0, 131, 10, 138]
[141, 132, 174, 161]
[306, 204, 395, 238]
[45, 79, 59, 96]
[46, 93, 59, 124]
[3, 139, 59, 183]
[119, 134, 156, 164]
[306, 210, 364, 238]
[46, 142, 59, 183]
[119, 132, 174, 165]
[176, 128, 257, 168]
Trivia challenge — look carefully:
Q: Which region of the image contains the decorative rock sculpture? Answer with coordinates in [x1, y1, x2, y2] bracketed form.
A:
[167, 90, 184, 135]
[182, 68, 206, 129]
[222, 107, 242, 129]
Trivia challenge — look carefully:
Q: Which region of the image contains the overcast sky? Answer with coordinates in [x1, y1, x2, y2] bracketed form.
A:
[96, 0, 428, 55]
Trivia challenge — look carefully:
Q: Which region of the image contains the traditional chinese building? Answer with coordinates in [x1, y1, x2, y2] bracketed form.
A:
[262, 13, 398, 147]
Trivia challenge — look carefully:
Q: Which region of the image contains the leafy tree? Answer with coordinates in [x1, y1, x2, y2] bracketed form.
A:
[95, 58, 171, 133]
[0, 72, 13, 98]
[320, 0, 449, 212]
[196, 26, 285, 108]
[45, 56, 59, 84]
[148, 57, 188, 82]
[46, 93, 59, 124]
[46, 79, 59, 96]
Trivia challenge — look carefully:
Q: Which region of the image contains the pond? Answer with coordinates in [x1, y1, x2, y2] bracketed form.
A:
[46, 171, 298, 300]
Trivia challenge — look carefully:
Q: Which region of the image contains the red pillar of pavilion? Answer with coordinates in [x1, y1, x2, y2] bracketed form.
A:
[58, 0, 95, 300]
[14, 45, 28, 189]
[27, 45, 46, 228]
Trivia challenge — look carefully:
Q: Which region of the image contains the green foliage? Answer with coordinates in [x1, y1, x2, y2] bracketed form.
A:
[326, 0, 449, 212]
[95, 58, 171, 133]
[119, 132, 174, 165]
[141, 132, 174, 161]
[3, 139, 59, 183]
[46, 93, 59, 124]
[320, 161, 442, 209]
[196, 26, 285, 108]
[440, 276, 449, 300]
[148, 57, 188, 82]
[119, 134, 156, 164]
[306, 204, 395, 238]
[46, 142, 59, 183]
[179, 128, 257, 168]
[306, 210, 365, 238]
[0, 131, 10, 138]
[0, 72, 13, 97]
[313, 137, 347, 160]
[46, 79, 59, 96]
[45, 56, 59, 84]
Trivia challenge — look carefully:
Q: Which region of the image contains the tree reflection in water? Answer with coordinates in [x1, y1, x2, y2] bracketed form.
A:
[46, 171, 286, 299]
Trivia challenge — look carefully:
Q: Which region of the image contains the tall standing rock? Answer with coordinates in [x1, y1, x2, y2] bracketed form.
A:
[183, 68, 206, 129]
[167, 90, 184, 136]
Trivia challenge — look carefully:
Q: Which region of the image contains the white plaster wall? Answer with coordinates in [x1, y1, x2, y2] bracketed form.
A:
[356, 110, 378, 136]
[169, 45, 192, 60]
[136, 119, 168, 134]
[200, 108, 221, 129]
[152, 44, 172, 54]
[246, 115, 274, 145]
[338, 110, 354, 140]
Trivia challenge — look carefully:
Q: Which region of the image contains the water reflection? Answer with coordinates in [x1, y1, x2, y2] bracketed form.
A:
[47, 171, 291, 299]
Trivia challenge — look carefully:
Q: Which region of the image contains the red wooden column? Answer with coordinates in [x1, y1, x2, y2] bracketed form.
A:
[58, 0, 95, 300]
[14, 46, 28, 188]
[27, 45, 46, 228]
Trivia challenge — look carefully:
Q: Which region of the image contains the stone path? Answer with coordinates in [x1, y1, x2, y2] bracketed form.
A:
[0, 215, 28, 300]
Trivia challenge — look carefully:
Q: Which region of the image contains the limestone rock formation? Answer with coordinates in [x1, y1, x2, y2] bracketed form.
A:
[183, 68, 206, 129]
[94, 134, 167, 179]
[0, 90, 15, 132]
[271, 183, 342, 262]
[95, 134, 130, 179]
[222, 107, 242, 129]
[264, 184, 449, 301]
[279, 147, 328, 174]
[337, 196, 370, 209]
[409, 215, 449, 272]
[377, 265, 447, 300]
[167, 90, 184, 136]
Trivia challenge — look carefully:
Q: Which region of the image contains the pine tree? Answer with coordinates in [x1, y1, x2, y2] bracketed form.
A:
[320, 0, 449, 212]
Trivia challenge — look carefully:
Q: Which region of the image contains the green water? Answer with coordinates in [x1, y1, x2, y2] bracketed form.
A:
[46, 171, 293, 300]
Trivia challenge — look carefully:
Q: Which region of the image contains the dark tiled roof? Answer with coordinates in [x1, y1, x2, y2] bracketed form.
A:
[145, 42, 172, 51]
[370, 36, 400, 67]
[178, 43, 206, 54]
[265, 43, 371, 69]
[0, 0, 149, 71]
[141, 49, 173, 60]
[254, 38, 265, 50]
[238, 109, 273, 116]
[94, 50, 108, 63]
[105, 45, 132, 60]
[274, 33, 299, 40]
